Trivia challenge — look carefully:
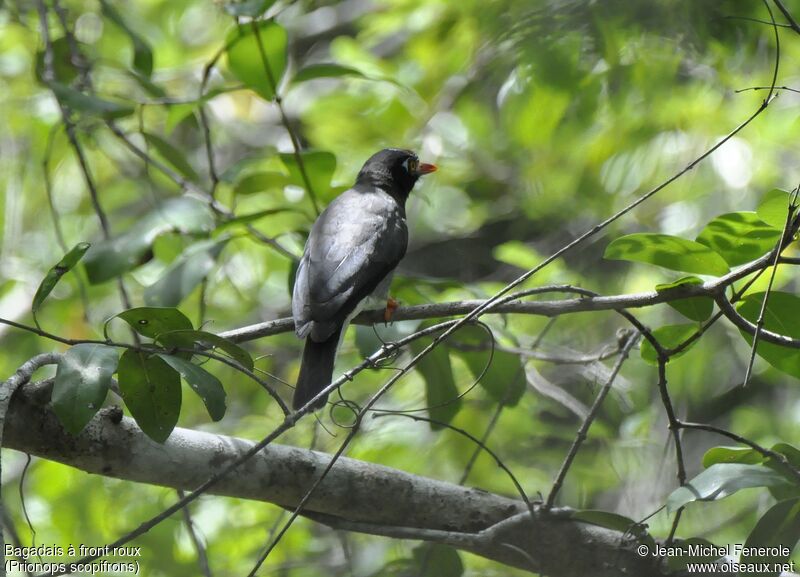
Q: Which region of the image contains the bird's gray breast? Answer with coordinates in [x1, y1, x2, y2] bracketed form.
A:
[292, 188, 407, 341]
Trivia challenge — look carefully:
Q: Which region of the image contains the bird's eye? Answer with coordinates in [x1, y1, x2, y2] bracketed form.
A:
[402, 158, 419, 173]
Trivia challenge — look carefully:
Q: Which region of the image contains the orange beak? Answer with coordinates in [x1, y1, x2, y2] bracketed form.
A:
[417, 162, 437, 175]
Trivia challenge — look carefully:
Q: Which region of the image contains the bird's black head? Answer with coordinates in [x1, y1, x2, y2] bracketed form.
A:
[356, 148, 437, 200]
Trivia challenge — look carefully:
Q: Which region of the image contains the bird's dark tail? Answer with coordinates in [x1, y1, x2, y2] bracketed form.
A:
[293, 329, 341, 411]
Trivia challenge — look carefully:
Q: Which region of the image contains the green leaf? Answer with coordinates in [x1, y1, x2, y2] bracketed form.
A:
[696, 212, 781, 266]
[226, 21, 287, 101]
[156, 329, 254, 371]
[117, 307, 193, 339]
[99, 0, 153, 77]
[740, 498, 800, 577]
[84, 197, 214, 284]
[571, 510, 640, 533]
[157, 354, 226, 421]
[165, 103, 197, 134]
[144, 239, 227, 307]
[32, 242, 91, 316]
[448, 325, 526, 406]
[280, 151, 337, 200]
[233, 171, 289, 196]
[640, 324, 698, 365]
[53, 344, 118, 434]
[737, 292, 800, 380]
[47, 82, 134, 119]
[757, 188, 795, 230]
[143, 133, 199, 182]
[666, 464, 794, 513]
[702, 446, 763, 468]
[604, 233, 729, 276]
[223, 0, 277, 17]
[217, 207, 302, 231]
[410, 336, 462, 430]
[292, 63, 366, 83]
[664, 538, 726, 572]
[35, 37, 78, 85]
[411, 544, 463, 577]
[118, 350, 181, 443]
[655, 276, 713, 322]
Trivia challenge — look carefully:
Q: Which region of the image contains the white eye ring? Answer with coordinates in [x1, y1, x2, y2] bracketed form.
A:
[402, 158, 418, 173]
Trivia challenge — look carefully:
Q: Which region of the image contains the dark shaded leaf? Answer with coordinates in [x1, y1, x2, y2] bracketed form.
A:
[157, 354, 226, 421]
[604, 233, 729, 276]
[666, 464, 793, 513]
[84, 197, 214, 284]
[144, 239, 227, 307]
[571, 510, 640, 532]
[226, 21, 287, 101]
[292, 63, 366, 83]
[740, 498, 800, 577]
[32, 242, 91, 316]
[737, 292, 800, 380]
[118, 350, 181, 443]
[655, 276, 713, 322]
[156, 329, 254, 371]
[640, 324, 698, 364]
[410, 336, 462, 430]
[664, 538, 725, 572]
[47, 82, 134, 119]
[411, 544, 463, 577]
[117, 306, 193, 339]
[53, 344, 118, 434]
[696, 212, 780, 266]
[143, 133, 199, 182]
[35, 37, 78, 84]
[448, 325, 525, 406]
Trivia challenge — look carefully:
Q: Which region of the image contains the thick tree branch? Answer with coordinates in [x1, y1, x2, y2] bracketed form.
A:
[4, 382, 677, 577]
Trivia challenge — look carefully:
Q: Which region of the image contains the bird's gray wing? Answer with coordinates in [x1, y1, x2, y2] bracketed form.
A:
[293, 189, 407, 341]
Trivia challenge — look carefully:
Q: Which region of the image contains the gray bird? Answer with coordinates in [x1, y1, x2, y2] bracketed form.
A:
[291, 149, 437, 410]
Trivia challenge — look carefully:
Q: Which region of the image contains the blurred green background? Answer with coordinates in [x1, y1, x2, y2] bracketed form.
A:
[2, 0, 800, 574]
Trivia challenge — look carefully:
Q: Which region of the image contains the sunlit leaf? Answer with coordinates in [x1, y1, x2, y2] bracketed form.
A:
[702, 446, 763, 468]
[654, 276, 713, 322]
[157, 354, 226, 421]
[156, 329, 254, 371]
[740, 498, 800, 577]
[696, 212, 780, 266]
[292, 63, 366, 84]
[32, 242, 91, 317]
[640, 324, 698, 364]
[223, 0, 277, 17]
[280, 150, 337, 200]
[737, 292, 800, 380]
[117, 306, 193, 339]
[118, 350, 181, 443]
[757, 188, 795, 230]
[99, 0, 154, 77]
[233, 171, 289, 196]
[666, 464, 793, 513]
[144, 239, 228, 307]
[605, 233, 729, 276]
[53, 344, 118, 434]
[226, 21, 287, 101]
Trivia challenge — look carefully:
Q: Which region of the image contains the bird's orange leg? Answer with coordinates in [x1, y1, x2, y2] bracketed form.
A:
[384, 297, 399, 325]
